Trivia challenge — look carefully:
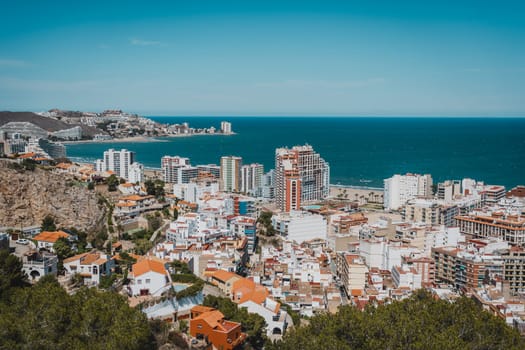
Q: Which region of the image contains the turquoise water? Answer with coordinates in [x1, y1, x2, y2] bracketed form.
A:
[66, 117, 525, 189]
[173, 284, 188, 292]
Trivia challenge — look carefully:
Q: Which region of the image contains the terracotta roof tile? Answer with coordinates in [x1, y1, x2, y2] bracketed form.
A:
[132, 258, 167, 277]
[33, 230, 70, 243]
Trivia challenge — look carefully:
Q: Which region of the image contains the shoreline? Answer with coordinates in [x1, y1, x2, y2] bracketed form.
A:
[62, 132, 237, 145]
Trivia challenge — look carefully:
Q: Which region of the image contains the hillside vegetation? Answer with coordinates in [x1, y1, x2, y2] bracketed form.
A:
[268, 290, 524, 350]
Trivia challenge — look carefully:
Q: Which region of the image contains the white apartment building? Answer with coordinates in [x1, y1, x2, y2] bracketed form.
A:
[241, 163, 264, 195]
[392, 265, 422, 290]
[161, 155, 193, 184]
[220, 156, 242, 192]
[423, 226, 464, 255]
[173, 181, 219, 203]
[272, 211, 327, 243]
[383, 173, 433, 210]
[220, 121, 232, 134]
[128, 162, 144, 184]
[95, 148, 135, 180]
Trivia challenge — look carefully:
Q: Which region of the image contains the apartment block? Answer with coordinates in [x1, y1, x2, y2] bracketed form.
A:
[275, 145, 329, 212]
[383, 173, 433, 210]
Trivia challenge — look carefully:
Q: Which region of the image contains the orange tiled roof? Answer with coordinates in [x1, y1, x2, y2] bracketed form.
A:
[232, 278, 270, 304]
[33, 230, 70, 243]
[17, 152, 36, 159]
[121, 194, 152, 201]
[191, 305, 215, 314]
[63, 252, 89, 264]
[131, 258, 167, 277]
[211, 270, 239, 283]
[194, 310, 226, 330]
[116, 201, 137, 207]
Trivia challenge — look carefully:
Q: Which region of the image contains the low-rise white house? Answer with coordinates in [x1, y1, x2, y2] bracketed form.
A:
[239, 298, 289, 337]
[128, 258, 172, 296]
[33, 230, 71, 253]
[63, 251, 114, 286]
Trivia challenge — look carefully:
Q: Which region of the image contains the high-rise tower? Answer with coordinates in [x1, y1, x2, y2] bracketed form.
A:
[275, 145, 329, 211]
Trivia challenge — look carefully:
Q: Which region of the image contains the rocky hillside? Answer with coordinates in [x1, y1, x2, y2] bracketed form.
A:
[0, 111, 102, 137]
[0, 160, 106, 234]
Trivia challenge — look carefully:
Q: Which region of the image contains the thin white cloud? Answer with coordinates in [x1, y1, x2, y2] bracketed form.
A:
[129, 38, 163, 46]
[0, 59, 30, 67]
[254, 78, 385, 89]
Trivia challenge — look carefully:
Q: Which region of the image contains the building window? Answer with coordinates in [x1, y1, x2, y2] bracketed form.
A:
[146, 279, 150, 284]
[137, 279, 142, 285]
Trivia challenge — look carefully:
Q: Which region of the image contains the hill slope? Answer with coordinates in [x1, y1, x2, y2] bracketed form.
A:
[0, 111, 101, 137]
[0, 160, 105, 234]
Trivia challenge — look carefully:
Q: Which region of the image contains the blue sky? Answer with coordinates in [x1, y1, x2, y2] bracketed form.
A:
[0, 0, 524, 116]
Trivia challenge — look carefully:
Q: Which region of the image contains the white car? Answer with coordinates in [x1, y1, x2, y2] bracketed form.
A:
[16, 239, 29, 245]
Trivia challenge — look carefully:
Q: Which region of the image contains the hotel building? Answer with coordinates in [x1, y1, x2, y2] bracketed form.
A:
[274, 145, 329, 212]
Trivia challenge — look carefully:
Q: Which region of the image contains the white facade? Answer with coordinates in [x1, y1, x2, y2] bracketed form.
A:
[241, 163, 264, 195]
[392, 265, 422, 290]
[423, 226, 464, 255]
[161, 156, 193, 184]
[128, 259, 171, 297]
[96, 148, 135, 180]
[272, 211, 327, 243]
[239, 299, 289, 336]
[359, 239, 387, 269]
[128, 162, 144, 184]
[173, 182, 219, 203]
[384, 173, 433, 210]
[220, 121, 232, 134]
[220, 156, 242, 192]
[63, 252, 114, 286]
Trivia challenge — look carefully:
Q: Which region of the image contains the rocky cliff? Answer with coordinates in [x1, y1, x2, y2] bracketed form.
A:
[0, 160, 106, 234]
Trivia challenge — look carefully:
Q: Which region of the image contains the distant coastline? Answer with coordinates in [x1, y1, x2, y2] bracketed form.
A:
[62, 131, 237, 145]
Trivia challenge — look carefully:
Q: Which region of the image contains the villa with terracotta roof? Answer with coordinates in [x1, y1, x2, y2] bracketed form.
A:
[231, 277, 269, 304]
[128, 258, 171, 296]
[207, 270, 241, 297]
[63, 251, 114, 285]
[189, 306, 246, 350]
[33, 230, 71, 252]
[115, 194, 160, 218]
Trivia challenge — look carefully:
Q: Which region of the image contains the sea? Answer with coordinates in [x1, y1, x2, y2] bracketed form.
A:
[65, 117, 525, 189]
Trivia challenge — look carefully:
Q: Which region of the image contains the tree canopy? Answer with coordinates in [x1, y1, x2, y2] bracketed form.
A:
[267, 290, 525, 350]
[0, 277, 155, 350]
[145, 179, 165, 198]
[41, 214, 57, 232]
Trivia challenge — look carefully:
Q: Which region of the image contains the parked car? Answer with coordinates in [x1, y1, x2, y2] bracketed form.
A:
[16, 239, 29, 245]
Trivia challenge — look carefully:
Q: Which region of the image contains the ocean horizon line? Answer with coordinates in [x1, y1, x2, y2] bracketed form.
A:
[145, 115, 525, 119]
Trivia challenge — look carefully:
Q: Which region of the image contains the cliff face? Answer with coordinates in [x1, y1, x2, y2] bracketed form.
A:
[0, 161, 105, 234]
